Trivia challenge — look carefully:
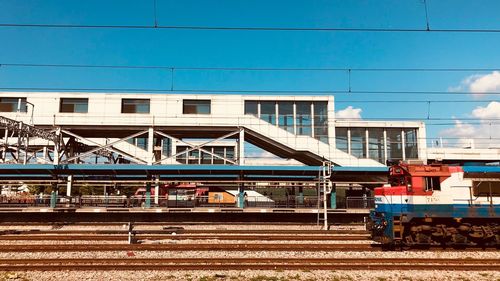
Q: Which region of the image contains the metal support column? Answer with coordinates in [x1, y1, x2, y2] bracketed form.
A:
[147, 127, 154, 165]
[238, 172, 245, 208]
[238, 129, 245, 165]
[322, 164, 328, 229]
[330, 183, 336, 209]
[53, 128, 61, 165]
[66, 175, 73, 197]
[154, 176, 160, 206]
[298, 186, 304, 205]
[50, 183, 57, 208]
[145, 182, 151, 208]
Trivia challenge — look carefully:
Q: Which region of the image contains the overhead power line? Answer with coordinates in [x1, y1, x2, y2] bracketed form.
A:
[1, 63, 499, 72]
[1, 23, 500, 33]
[2, 87, 500, 96]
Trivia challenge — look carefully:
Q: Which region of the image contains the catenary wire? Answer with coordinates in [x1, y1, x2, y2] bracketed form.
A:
[2, 23, 500, 33]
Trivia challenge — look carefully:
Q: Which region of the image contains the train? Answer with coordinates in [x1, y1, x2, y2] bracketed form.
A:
[369, 162, 500, 248]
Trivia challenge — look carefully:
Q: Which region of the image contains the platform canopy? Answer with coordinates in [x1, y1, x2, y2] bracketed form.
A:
[0, 164, 326, 182]
[0, 164, 397, 184]
[463, 165, 500, 181]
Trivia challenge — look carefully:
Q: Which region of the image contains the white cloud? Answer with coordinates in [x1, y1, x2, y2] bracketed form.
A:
[471, 101, 500, 119]
[439, 101, 500, 148]
[449, 71, 500, 94]
[335, 106, 362, 119]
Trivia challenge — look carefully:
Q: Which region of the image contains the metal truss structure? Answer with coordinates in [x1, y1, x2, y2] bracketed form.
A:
[1, 115, 242, 166]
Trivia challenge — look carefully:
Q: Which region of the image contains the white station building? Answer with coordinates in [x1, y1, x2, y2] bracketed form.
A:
[0, 92, 498, 167]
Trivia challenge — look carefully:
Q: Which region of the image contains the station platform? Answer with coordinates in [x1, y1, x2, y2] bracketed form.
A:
[0, 207, 369, 214]
[0, 207, 369, 223]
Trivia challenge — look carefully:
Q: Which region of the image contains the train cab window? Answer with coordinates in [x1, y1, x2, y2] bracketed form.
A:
[424, 177, 441, 191]
[473, 181, 500, 197]
[389, 176, 405, 187]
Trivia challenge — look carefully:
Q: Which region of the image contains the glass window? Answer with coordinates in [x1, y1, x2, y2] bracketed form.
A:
[244, 101, 258, 116]
[260, 101, 276, 125]
[424, 177, 441, 191]
[404, 129, 418, 159]
[183, 100, 211, 114]
[335, 128, 348, 153]
[368, 128, 384, 163]
[122, 99, 150, 113]
[60, 98, 88, 113]
[313, 102, 328, 143]
[350, 128, 366, 158]
[225, 147, 235, 163]
[136, 137, 148, 150]
[188, 149, 200, 164]
[201, 151, 212, 164]
[213, 147, 225, 164]
[162, 138, 171, 157]
[387, 129, 403, 160]
[176, 146, 188, 164]
[295, 101, 311, 136]
[278, 101, 294, 133]
[0, 97, 27, 112]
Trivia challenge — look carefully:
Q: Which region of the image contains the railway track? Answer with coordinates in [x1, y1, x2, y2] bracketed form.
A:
[0, 229, 369, 235]
[0, 234, 369, 241]
[0, 243, 379, 252]
[0, 258, 497, 271]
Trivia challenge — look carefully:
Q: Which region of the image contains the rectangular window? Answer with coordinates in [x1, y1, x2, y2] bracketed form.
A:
[162, 138, 172, 157]
[201, 151, 212, 164]
[176, 146, 188, 164]
[387, 128, 403, 160]
[335, 128, 348, 153]
[404, 128, 418, 159]
[260, 101, 276, 125]
[368, 128, 384, 163]
[244, 101, 258, 116]
[0, 97, 27, 112]
[295, 101, 311, 136]
[213, 147, 225, 164]
[313, 102, 328, 143]
[350, 128, 366, 158]
[60, 98, 88, 113]
[278, 101, 294, 133]
[183, 100, 211, 114]
[424, 177, 441, 191]
[121, 99, 150, 113]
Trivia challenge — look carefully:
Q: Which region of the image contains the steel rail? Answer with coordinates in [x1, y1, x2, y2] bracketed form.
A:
[0, 243, 379, 252]
[0, 234, 370, 241]
[0, 229, 369, 235]
[0, 258, 498, 271]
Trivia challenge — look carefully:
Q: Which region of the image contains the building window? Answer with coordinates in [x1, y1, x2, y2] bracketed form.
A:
[335, 128, 348, 153]
[244, 101, 258, 116]
[0, 97, 27, 112]
[183, 100, 211, 114]
[260, 101, 276, 125]
[368, 128, 384, 163]
[121, 99, 150, 113]
[313, 102, 328, 143]
[60, 98, 88, 113]
[278, 101, 294, 133]
[404, 129, 418, 159]
[386, 128, 403, 160]
[350, 128, 366, 158]
[296, 101, 311, 136]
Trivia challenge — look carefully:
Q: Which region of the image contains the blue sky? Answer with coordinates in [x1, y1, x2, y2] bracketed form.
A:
[0, 0, 499, 148]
